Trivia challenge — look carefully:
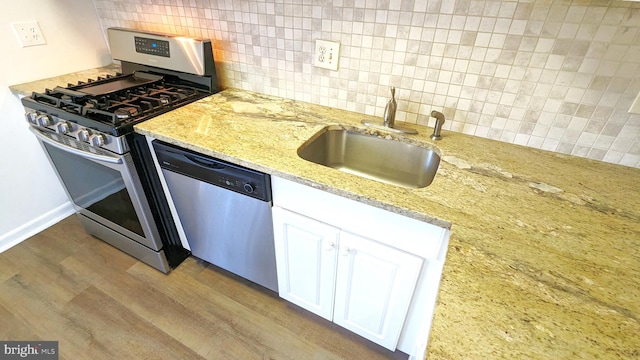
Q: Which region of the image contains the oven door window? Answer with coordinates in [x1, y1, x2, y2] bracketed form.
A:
[43, 142, 145, 237]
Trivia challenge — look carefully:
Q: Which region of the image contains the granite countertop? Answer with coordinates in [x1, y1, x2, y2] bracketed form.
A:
[12, 71, 640, 359]
[136, 89, 640, 359]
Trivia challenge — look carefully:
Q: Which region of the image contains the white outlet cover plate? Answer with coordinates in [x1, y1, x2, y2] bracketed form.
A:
[314, 39, 340, 71]
[12, 21, 46, 47]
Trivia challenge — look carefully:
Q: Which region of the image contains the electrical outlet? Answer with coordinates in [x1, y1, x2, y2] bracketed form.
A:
[314, 39, 340, 71]
[12, 21, 46, 47]
[629, 92, 640, 114]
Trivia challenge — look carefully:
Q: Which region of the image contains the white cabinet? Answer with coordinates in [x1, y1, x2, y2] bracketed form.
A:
[271, 176, 450, 357]
[272, 207, 339, 321]
[273, 206, 423, 350]
[333, 231, 423, 349]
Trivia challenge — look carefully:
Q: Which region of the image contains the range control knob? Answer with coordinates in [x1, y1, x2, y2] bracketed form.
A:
[25, 111, 38, 125]
[89, 134, 106, 147]
[36, 114, 54, 127]
[54, 121, 72, 134]
[243, 182, 256, 194]
[76, 129, 91, 142]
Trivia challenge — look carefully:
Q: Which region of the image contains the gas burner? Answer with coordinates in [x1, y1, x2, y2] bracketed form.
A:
[114, 107, 140, 119]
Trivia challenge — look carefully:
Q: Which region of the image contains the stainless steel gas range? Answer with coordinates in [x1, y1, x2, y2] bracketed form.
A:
[21, 28, 219, 272]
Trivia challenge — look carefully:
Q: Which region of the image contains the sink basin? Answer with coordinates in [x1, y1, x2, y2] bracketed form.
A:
[298, 128, 441, 188]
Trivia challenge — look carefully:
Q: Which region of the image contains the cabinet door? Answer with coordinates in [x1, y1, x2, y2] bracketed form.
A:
[272, 206, 339, 320]
[333, 231, 423, 351]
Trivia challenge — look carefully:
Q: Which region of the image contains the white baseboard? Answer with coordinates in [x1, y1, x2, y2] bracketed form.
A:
[0, 202, 75, 253]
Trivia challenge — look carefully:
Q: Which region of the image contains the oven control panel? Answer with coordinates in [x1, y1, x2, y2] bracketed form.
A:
[135, 36, 170, 58]
[108, 28, 208, 76]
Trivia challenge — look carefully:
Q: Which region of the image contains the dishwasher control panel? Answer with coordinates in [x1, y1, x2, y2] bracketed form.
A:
[152, 140, 271, 202]
[215, 174, 260, 196]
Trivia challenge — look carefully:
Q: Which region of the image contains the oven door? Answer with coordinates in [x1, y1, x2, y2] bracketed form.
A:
[29, 127, 163, 251]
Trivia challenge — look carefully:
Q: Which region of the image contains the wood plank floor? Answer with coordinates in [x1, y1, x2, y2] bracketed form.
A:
[0, 216, 407, 360]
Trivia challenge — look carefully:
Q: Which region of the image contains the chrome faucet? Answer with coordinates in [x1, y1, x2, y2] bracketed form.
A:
[360, 86, 418, 134]
[430, 111, 445, 140]
[383, 87, 397, 128]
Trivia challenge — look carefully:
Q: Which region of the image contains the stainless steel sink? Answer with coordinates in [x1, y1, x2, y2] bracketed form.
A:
[297, 128, 441, 188]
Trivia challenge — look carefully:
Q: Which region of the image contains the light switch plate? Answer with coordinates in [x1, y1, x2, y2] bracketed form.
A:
[314, 39, 340, 71]
[629, 92, 640, 114]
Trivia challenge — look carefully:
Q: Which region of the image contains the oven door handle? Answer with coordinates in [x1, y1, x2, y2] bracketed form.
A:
[29, 127, 123, 165]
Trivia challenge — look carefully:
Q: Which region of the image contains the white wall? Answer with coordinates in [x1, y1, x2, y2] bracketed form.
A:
[0, 0, 111, 251]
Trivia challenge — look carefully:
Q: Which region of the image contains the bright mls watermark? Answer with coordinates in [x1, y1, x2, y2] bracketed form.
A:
[0, 341, 57, 359]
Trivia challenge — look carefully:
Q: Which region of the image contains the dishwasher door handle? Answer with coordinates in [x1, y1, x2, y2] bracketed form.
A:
[184, 154, 226, 170]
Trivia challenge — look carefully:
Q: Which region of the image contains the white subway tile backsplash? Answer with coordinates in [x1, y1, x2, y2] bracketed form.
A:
[93, 0, 640, 169]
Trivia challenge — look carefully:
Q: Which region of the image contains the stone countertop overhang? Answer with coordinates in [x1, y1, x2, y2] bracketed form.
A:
[12, 71, 640, 359]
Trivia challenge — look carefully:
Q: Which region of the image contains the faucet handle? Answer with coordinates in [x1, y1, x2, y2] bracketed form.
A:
[430, 111, 445, 140]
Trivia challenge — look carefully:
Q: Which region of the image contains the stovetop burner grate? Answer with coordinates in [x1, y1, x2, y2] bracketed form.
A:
[80, 83, 201, 126]
[28, 72, 207, 133]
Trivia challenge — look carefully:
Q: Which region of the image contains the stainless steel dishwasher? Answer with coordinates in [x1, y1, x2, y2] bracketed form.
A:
[152, 140, 278, 292]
